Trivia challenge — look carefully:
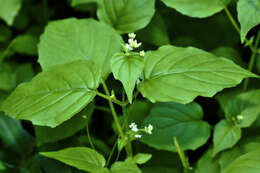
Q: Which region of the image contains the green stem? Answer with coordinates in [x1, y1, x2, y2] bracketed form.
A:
[122, 92, 133, 157]
[96, 92, 128, 106]
[0, 38, 16, 62]
[102, 82, 124, 138]
[86, 122, 95, 151]
[224, 7, 255, 52]
[173, 137, 190, 172]
[243, 29, 260, 90]
[106, 138, 118, 167]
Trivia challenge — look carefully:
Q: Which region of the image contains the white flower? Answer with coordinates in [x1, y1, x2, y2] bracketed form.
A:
[144, 124, 153, 134]
[128, 38, 142, 48]
[139, 50, 145, 57]
[135, 134, 142, 138]
[125, 43, 133, 51]
[128, 33, 136, 39]
[129, 122, 139, 132]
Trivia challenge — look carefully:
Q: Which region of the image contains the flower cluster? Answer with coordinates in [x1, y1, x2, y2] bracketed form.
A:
[123, 33, 145, 57]
[129, 122, 153, 139]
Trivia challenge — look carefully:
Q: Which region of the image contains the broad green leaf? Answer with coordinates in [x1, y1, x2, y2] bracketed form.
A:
[111, 53, 144, 103]
[13, 34, 38, 55]
[0, 0, 22, 25]
[195, 149, 220, 173]
[237, 0, 260, 42]
[224, 89, 260, 128]
[219, 147, 244, 170]
[213, 120, 241, 156]
[111, 161, 141, 173]
[137, 12, 170, 46]
[1, 60, 101, 127]
[141, 102, 211, 152]
[38, 18, 122, 78]
[161, 0, 231, 18]
[138, 45, 256, 104]
[0, 113, 34, 154]
[132, 153, 152, 164]
[221, 147, 260, 173]
[97, 0, 155, 34]
[40, 147, 106, 172]
[35, 102, 95, 146]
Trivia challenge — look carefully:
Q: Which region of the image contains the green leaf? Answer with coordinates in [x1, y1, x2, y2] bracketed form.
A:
[213, 120, 241, 156]
[140, 102, 211, 152]
[161, 0, 230, 18]
[40, 147, 106, 172]
[97, 0, 155, 34]
[0, 0, 22, 25]
[137, 12, 170, 46]
[13, 34, 38, 56]
[237, 0, 260, 42]
[219, 147, 244, 170]
[132, 153, 152, 165]
[0, 24, 12, 42]
[1, 60, 101, 127]
[138, 45, 256, 104]
[224, 89, 260, 128]
[0, 63, 17, 92]
[195, 149, 220, 173]
[111, 161, 141, 173]
[0, 113, 34, 154]
[111, 53, 144, 103]
[35, 102, 95, 146]
[38, 18, 122, 78]
[221, 148, 260, 173]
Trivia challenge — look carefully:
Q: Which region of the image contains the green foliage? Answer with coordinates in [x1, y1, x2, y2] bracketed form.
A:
[38, 18, 122, 78]
[195, 149, 220, 173]
[141, 102, 211, 152]
[161, 0, 231, 18]
[111, 53, 144, 103]
[35, 102, 95, 146]
[1, 0, 260, 172]
[212, 120, 241, 156]
[221, 148, 260, 173]
[110, 161, 142, 173]
[41, 147, 106, 172]
[0, 0, 21, 25]
[237, 0, 260, 42]
[137, 45, 255, 104]
[97, 0, 155, 33]
[1, 60, 100, 127]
